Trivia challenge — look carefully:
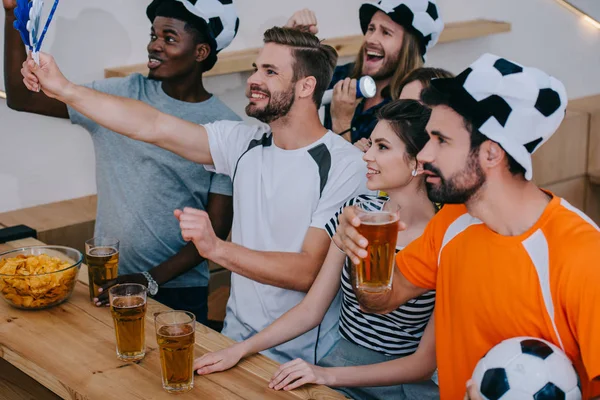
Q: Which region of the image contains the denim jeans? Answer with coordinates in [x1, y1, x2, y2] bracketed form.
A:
[317, 337, 440, 400]
[153, 286, 208, 325]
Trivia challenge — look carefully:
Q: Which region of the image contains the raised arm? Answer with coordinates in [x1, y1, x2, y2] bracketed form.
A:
[3, 2, 68, 117]
[178, 205, 330, 292]
[193, 244, 346, 374]
[22, 52, 214, 164]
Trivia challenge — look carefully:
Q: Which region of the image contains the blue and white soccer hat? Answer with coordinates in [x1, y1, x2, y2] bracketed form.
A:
[359, 0, 444, 59]
[428, 53, 568, 180]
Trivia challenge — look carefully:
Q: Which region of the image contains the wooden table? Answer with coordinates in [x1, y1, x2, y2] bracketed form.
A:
[0, 238, 345, 400]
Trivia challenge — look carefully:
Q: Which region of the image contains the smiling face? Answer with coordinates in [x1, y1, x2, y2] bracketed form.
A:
[363, 120, 416, 192]
[418, 105, 487, 204]
[361, 11, 405, 80]
[245, 43, 298, 123]
[146, 17, 208, 80]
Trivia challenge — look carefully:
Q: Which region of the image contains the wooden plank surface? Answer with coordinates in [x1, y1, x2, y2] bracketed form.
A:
[0, 358, 61, 400]
[532, 110, 589, 187]
[586, 176, 600, 225]
[569, 95, 600, 174]
[104, 19, 511, 79]
[0, 196, 97, 232]
[0, 238, 345, 400]
[543, 177, 588, 210]
[0, 196, 97, 254]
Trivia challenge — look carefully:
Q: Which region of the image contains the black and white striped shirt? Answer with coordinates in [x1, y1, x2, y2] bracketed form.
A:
[326, 194, 436, 356]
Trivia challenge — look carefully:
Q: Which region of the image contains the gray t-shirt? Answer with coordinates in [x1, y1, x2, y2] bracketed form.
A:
[68, 73, 240, 288]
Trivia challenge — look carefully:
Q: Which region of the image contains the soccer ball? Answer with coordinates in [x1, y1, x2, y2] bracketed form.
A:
[178, 0, 240, 51]
[472, 337, 581, 400]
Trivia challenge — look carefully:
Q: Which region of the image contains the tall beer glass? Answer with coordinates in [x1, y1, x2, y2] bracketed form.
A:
[155, 311, 196, 393]
[85, 237, 119, 301]
[354, 205, 400, 293]
[109, 283, 147, 361]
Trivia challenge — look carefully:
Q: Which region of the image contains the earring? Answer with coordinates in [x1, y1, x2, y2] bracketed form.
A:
[411, 169, 418, 177]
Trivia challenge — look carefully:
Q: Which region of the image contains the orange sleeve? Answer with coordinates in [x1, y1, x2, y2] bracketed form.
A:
[565, 240, 600, 389]
[396, 207, 452, 290]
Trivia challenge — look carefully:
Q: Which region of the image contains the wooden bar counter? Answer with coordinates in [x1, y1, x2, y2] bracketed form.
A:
[0, 238, 345, 400]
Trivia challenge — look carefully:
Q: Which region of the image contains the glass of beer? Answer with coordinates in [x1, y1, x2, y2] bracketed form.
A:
[109, 283, 147, 361]
[85, 237, 119, 302]
[354, 205, 400, 293]
[155, 311, 196, 393]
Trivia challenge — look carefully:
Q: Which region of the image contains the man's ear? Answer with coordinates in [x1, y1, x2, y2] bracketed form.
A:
[195, 43, 211, 63]
[297, 76, 317, 100]
[479, 140, 505, 170]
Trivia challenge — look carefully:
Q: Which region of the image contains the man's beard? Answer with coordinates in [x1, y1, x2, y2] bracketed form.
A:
[361, 46, 400, 81]
[424, 149, 486, 204]
[245, 84, 295, 124]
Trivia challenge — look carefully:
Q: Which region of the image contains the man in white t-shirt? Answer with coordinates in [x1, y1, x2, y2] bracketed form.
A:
[23, 27, 368, 364]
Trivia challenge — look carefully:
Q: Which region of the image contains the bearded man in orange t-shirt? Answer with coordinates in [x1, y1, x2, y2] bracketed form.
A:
[334, 53, 600, 400]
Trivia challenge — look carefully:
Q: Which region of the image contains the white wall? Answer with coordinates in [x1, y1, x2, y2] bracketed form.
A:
[1, 0, 599, 212]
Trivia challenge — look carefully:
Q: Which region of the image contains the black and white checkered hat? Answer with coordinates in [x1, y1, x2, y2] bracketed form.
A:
[359, 0, 444, 58]
[429, 53, 568, 180]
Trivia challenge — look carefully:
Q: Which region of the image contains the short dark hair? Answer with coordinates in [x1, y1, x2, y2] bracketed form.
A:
[149, 0, 218, 72]
[377, 99, 432, 162]
[393, 67, 454, 100]
[263, 27, 338, 108]
[421, 86, 527, 176]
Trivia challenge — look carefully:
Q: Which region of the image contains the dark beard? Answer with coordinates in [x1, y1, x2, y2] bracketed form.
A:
[425, 150, 486, 204]
[245, 86, 295, 123]
[362, 49, 400, 81]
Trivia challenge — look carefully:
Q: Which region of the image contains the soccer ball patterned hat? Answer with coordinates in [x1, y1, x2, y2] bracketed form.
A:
[429, 53, 568, 180]
[147, 0, 240, 52]
[359, 0, 444, 58]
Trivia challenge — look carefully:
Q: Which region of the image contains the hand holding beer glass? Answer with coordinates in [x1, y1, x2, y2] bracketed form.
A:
[85, 237, 119, 302]
[353, 204, 400, 293]
[155, 311, 196, 393]
[109, 283, 147, 361]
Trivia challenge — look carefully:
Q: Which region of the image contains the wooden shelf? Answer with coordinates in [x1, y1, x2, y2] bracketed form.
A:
[104, 19, 511, 79]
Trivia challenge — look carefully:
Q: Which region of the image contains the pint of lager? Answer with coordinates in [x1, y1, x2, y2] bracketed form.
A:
[355, 205, 400, 293]
[85, 237, 119, 301]
[155, 311, 196, 393]
[109, 283, 147, 361]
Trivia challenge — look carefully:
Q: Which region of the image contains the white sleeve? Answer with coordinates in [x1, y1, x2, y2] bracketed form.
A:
[204, 121, 261, 178]
[311, 157, 369, 230]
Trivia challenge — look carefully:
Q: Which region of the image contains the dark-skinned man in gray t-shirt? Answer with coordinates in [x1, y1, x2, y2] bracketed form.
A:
[2, 0, 240, 324]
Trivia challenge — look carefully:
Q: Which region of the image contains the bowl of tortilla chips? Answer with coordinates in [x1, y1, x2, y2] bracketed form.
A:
[0, 246, 83, 310]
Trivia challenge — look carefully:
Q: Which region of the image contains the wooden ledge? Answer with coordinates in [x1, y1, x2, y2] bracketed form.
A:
[104, 19, 511, 79]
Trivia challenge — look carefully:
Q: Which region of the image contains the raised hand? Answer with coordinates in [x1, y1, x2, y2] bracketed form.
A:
[285, 8, 318, 34]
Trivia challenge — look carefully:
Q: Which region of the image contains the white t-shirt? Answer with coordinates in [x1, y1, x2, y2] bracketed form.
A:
[204, 120, 369, 363]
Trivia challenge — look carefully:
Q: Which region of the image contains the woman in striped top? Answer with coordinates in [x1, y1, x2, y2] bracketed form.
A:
[195, 71, 451, 399]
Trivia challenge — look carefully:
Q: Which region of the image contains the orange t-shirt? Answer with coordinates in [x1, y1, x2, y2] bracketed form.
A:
[397, 194, 600, 399]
